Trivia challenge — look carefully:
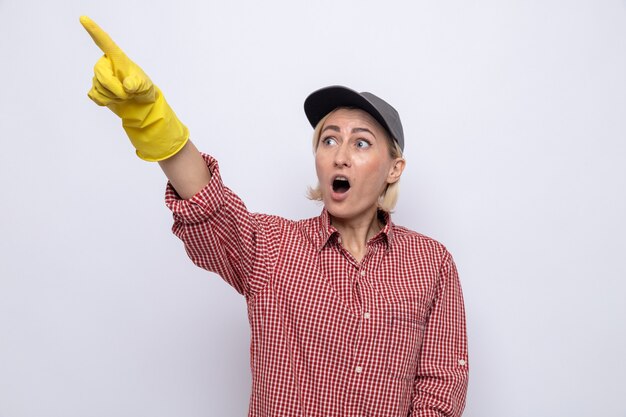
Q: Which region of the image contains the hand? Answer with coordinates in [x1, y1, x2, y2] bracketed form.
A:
[80, 16, 155, 108]
[80, 16, 189, 162]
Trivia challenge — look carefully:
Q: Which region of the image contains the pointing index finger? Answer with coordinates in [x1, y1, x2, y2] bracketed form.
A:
[79, 16, 123, 60]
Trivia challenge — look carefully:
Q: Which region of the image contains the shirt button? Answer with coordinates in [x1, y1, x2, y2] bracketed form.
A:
[360, 270, 366, 276]
[458, 359, 467, 366]
[355, 366, 363, 374]
[363, 312, 371, 319]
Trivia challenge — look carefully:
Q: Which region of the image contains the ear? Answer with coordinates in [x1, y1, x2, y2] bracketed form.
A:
[386, 158, 406, 184]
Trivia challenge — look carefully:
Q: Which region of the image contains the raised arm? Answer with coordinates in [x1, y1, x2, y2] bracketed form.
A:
[80, 16, 210, 199]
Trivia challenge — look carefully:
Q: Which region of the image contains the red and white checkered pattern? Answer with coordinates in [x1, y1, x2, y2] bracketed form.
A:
[165, 154, 469, 417]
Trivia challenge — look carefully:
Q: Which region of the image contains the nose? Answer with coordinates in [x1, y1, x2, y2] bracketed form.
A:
[333, 144, 351, 167]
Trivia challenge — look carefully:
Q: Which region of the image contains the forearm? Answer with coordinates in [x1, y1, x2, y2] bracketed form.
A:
[158, 140, 211, 200]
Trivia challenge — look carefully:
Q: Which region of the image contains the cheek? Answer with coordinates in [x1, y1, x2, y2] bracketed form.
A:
[354, 155, 390, 182]
[314, 153, 327, 179]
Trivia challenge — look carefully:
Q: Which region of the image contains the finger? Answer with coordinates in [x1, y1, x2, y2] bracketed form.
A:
[93, 77, 121, 102]
[79, 16, 126, 63]
[87, 83, 114, 106]
[93, 56, 129, 99]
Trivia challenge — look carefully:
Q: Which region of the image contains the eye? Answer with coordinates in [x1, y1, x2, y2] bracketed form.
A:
[355, 139, 371, 149]
[322, 137, 337, 146]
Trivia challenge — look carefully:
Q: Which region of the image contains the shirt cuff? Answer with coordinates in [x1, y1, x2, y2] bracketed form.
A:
[164, 153, 226, 224]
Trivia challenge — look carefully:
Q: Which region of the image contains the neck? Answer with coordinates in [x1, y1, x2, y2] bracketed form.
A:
[330, 208, 383, 262]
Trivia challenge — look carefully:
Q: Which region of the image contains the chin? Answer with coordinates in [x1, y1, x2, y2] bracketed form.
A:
[324, 200, 373, 222]
[322, 199, 348, 219]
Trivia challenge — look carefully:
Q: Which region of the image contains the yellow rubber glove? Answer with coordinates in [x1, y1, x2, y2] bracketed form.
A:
[80, 16, 189, 162]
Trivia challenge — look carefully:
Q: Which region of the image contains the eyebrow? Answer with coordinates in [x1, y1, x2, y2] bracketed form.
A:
[321, 125, 376, 137]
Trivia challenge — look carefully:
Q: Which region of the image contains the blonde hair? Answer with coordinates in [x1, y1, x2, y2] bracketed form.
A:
[306, 108, 404, 212]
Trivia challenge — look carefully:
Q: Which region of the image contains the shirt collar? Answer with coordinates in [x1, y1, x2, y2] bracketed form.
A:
[315, 208, 395, 252]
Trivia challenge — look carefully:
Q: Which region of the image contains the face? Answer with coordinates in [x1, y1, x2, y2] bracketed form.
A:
[315, 108, 405, 224]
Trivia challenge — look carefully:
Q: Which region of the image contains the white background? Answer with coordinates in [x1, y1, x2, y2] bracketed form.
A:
[1, 1, 625, 416]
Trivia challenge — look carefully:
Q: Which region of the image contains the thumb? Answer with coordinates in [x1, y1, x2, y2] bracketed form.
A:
[123, 75, 149, 94]
[123, 75, 156, 103]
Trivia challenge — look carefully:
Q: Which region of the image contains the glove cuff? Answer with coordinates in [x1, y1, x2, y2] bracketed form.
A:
[121, 87, 190, 162]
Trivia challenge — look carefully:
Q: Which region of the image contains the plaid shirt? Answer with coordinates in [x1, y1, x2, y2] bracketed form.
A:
[165, 154, 468, 417]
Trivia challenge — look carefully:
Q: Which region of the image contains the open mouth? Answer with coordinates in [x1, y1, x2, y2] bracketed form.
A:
[332, 176, 351, 194]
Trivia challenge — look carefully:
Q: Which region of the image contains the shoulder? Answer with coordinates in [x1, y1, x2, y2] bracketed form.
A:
[249, 212, 293, 229]
[252, 212, 324, 230]
[246, 212, 326, 250]
[248, 212, 317, 233]
[391, 223, 452, 261]
[250, 212, 287, 222]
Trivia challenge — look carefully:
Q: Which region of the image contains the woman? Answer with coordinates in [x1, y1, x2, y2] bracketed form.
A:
[80, 16, 468, 417]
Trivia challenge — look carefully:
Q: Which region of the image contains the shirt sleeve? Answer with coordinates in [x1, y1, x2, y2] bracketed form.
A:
[411, 250, 469, 417]
[164, 153, 280, 298]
